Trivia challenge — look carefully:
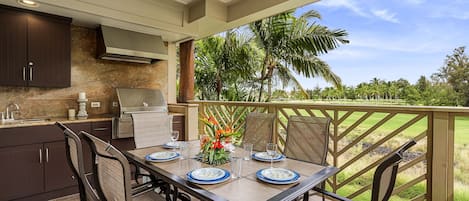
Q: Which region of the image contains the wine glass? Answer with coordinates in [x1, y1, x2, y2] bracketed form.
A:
[170, 131, 179, 152]
[266, 143, 277, 169]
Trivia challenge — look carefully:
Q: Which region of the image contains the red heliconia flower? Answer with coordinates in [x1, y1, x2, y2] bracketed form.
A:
[207, 116, 218, 125]
[212, 140, 224, 149]
[215, 129, 223, 139]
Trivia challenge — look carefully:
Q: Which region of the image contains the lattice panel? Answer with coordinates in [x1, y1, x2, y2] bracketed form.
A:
[198, 102, 430, 201]
[276, 106, 429, 201]
[198, 102, 269, 137]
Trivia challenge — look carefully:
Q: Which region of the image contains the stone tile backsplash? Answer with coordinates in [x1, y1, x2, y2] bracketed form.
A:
[0, 26, 168, 118]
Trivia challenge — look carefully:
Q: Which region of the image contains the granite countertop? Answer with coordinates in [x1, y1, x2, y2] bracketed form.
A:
[0, 112, 184, 129]
[0, 114, 113, 129]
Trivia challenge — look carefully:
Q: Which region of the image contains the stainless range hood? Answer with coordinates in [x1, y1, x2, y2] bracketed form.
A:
[97, 25, 168, 64]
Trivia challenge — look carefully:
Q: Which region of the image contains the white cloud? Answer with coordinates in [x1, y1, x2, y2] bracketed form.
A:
[371, 9, 399, 23]
[316, 0, 368, 17]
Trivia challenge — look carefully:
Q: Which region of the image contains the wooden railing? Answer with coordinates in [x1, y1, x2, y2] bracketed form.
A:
[192, 101, 469, 201]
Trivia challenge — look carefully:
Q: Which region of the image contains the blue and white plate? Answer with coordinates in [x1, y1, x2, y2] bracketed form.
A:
[252, 152, 285, 162]
[256, 168, 300, 184]
[162, 141, 180, 149]
[187, 168, 231, 185]
[145, 151, 180, 162]
[190, 168, 226, 181]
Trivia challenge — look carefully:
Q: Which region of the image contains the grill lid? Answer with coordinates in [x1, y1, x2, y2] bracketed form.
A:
[116, 88, 167, 116]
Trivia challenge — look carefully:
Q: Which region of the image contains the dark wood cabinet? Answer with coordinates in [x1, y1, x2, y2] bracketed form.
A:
[0, 5, 71, 87]
[0, 118, 184, 200]
[0, 125, 81, 200]
[44, 141, 77, 192]
[0, 8, 28, 87]
[27, 14, 71, 87]
[0, 144, 44, 201]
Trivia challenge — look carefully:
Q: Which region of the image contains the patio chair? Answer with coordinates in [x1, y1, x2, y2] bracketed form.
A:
[310, 139, 417, 201]
[242, 112, 276, 151]
[131, 112, 174, 197]
[131, 112, 173, 149]
[284, 116, 331, 164]
[81, 131, 165, 201]
[55, 122, 100, 201]
[284, 116, 331, 201]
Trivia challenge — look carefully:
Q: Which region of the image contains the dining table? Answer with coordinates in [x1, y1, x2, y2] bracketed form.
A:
[124, 140, 339, 201]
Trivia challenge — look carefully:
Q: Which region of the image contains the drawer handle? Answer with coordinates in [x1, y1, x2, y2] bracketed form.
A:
[93, 127, 109, 131]
[45, 148, 49, 163]
[39, 148, 42, 164]
[29, 67, 33, 81]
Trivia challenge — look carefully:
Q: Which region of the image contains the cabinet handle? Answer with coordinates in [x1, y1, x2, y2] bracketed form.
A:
[39, 148, 42, 164]
[23, 67, 26, 81]
[93, 127, 109, 131]
[45, 148, 49, 163]
[71, 175, 76, 180]
[29, 67, 33, 81]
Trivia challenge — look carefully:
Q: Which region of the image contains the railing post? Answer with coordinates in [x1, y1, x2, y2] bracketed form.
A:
[198, 102, 205, 137]
[431, 112, 453, 200]
[268, 104, 278, 144]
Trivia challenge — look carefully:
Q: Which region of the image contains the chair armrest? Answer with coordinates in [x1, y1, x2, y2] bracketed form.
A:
[312, 187, 353, 201]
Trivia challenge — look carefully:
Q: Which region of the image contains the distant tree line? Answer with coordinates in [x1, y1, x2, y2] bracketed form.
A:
[273, 47, 469, 107]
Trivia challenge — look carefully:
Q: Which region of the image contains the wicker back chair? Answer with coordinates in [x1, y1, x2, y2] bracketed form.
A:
[81, 131, 164, 201]
[284, 116, 331, 165]
[55, 122, 100, 201]
[131, 112, 173, 149]
[242, 112, 276, 152]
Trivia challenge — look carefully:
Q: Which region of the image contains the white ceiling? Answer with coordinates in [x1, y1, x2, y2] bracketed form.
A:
[0, 0, 317, 42]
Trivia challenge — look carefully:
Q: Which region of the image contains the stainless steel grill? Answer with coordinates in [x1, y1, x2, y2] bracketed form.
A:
[112, 88, 167, 139]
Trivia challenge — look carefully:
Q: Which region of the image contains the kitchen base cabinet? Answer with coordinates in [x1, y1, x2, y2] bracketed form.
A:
[0, 121, 111, 201]
[44, 141, 77, 192]
[0, 144, 44, 201]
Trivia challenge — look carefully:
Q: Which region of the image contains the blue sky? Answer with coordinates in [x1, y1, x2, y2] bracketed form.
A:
[293, 0, 469, 89]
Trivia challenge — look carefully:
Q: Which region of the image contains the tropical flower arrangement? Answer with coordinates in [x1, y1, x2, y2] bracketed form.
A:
[198, 116, 240, 165]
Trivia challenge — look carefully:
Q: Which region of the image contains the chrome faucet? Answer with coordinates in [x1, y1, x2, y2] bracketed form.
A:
[4, 103, 20, 121]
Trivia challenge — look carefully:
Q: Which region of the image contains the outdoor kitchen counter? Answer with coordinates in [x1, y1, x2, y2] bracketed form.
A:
[0, 112, 184, 129]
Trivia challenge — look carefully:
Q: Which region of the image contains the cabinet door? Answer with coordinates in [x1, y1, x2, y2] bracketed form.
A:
[0, 144, 44, 200]
[0, 8, 28, 86]
[44, 141, 77, 192]
[27, 14, 70, 87]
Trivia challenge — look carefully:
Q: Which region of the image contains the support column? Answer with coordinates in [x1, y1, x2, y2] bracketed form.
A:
[178, 40, 195, 103]
[431, 112, 453, 200]
[167, 42, 177, 104]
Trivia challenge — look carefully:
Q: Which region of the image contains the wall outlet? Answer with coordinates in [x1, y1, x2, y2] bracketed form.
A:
[112, 101, 118, 107]
[91, 102, 101, 108]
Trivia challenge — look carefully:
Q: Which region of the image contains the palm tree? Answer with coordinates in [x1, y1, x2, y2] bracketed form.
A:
[249, 10, 349, 101]
[194, 30, 260, 100]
